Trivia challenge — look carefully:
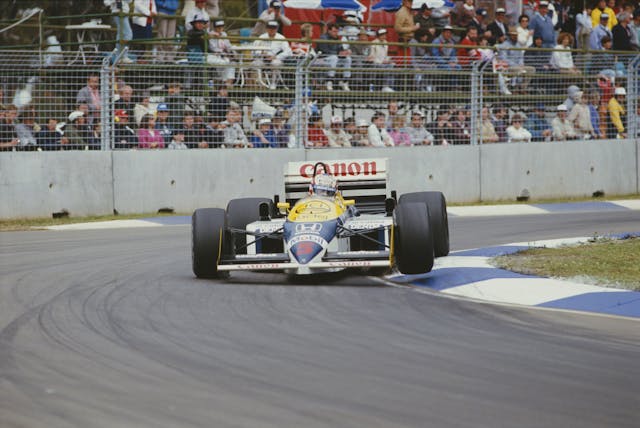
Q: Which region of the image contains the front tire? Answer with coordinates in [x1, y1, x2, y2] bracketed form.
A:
[394, 202, 434, 275]
[192, 208, 226, 278]
[398, 191, 449, 257]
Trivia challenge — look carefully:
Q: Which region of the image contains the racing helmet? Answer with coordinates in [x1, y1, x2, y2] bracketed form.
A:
[312, 173, 338, 197]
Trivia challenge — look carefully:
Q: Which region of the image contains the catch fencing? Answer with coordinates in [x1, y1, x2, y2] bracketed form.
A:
[0, 46, 638, 151]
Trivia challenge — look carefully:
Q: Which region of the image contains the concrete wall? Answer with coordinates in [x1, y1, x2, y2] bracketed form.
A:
[1, 140, 639, 219]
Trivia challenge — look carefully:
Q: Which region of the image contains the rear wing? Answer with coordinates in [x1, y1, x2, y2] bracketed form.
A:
[283, 158, 389, 213]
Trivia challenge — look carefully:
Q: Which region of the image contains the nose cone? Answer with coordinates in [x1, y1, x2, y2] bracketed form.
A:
[290, 241, 323, 264]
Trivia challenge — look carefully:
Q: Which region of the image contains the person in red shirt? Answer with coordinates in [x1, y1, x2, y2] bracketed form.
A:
[457, 26, 481, 69]
[306, 115, 328, 148]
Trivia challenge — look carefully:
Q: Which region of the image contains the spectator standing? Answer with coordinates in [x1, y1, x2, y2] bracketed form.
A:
[550, 32, 581, 74]
[568, 91, 597, 139]
[104, 0, 134, 62]
[575, 5, 593, 49]
[131, 0, 157, 55]
[317, 23, 352, 91]
[186, 13, 209, 63]
[208, 19, 236, 87]
[36, 118, 64, 150]
[591, 0, 618, 30]
[252, 1, 291, 37]
[506, 114, 532, 142]
[155, 0, 179, 63]
[612, 11, 634, 54]
[530, 1, 556, 48]
[368, 29, 396, 92]
[221, 107, 250, 147]
[487, 7, 508, 45]
[113, 109, 137, 148]
[138, 113, 165, 148]
[389, 116, 411, 146]
[607, 86, 626, 138]
[368, 112, 394, 147]
[479, 106, 499, 143]
[251, 118, 278, 148]
[404, 110, 434, 145]
[167, 129, 188, 149]
[184, 0, 209, 32]
[76, 73, 101, 124]
[395, 0, 420, 43]
[525, 104, 552, 141]
[551, 104, 578, 140]
[253, 21, 292, 90]
[326, 116, 352, 148]
[427, 109, 455, 145]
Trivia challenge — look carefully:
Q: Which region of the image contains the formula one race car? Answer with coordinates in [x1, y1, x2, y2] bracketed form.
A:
[192, 158, 449, 277]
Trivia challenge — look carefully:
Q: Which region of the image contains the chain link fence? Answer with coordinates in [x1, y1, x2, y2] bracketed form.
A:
[1, 46, 638, 151]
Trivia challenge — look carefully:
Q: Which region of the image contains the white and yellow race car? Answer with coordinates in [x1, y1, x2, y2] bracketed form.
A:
[192, 158, 449, 277]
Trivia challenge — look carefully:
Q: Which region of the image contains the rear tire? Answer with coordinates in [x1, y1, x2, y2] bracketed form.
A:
[394, 202, 434, 274]
[398, 191, 449, 257]
[226, 197, 276, 254]
[192, 208, 226, 278]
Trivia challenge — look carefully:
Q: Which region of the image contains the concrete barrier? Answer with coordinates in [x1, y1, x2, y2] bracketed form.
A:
[1, 140, 638, 219]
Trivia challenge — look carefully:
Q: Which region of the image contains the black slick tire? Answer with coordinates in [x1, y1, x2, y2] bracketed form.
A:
[394, 202, 434, 274]
[398, 191, 449, 257]
[192, 208, 226, 278]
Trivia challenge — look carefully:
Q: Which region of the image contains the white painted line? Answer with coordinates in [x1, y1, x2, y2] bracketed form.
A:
[610, 200, 640, 210]
[442, 277, 627, 306]
[447, 205, 549, 217]
[45, 220, 163, 230]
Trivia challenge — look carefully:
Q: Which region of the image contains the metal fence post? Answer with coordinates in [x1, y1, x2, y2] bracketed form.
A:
[470, 60, 490, 146]
[293, 53, 315, 148]
[100, 53, 112, 150]
[627, 54, 639, 140]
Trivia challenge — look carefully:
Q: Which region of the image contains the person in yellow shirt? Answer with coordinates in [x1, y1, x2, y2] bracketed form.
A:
[607, 87, 626, 138]
[395, 0, 419, 42]
[591, 0, 618, 30]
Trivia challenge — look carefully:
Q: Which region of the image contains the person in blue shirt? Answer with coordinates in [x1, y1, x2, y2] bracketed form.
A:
[251, 118, 278, 148]
[431, 25, 461, 89]
[155, 0, 180, 63]
[529, 1, 555, 48]
[525, 103, 552, 141]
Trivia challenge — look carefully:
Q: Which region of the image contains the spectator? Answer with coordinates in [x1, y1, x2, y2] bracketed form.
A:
[568, 91, 597, 139]
[612, 12, 634, 53]
[104, 0, 134, 62]
[469, 8, 490, 40]
[351, 29, 372, 91]
[388, 115, 411, 146]
[414, 4, 437, 37]
[480, 106, 499, 143]
[184, 0, 210, 32]
[186, 13, 209, 63]
[592, 35, 618, 81]
[607, 86, 626, 138]
[138, 113, 165, 148]
[525, 104, 552, 141]
[524, 34, 553, 77]
[591, 0, 618, 30]
[164, 82, 184, 129]
[114, 85, 135, 119]
[530, 1, 556, 48]
[431, 4, 452, 28]
[182, 113, 208, 148]
[394, 0, 420, 43]
[341, 10, 362, 41]
[272, 111, 292, 148]
[167, 128, 188, 149]
[368, 111, 394, 147]
[404, 110, 434, 145]
[590, 13, 613, 50]
[427, 109, 455, 145]
[368, 29, 396, 92]
[629, 9, 640, 50]
[317, 23, 352, 91]
[326, 115, 352, 148]
[457, 26, 481, 69]
[575, 5, 594, 50]
[587, 90, 604, 138]
[155, 0, 179, 63]
[516, 14, 534, 47]
[352, 119, 371, 146]
[221, 107, 250, 147]
[410, 28, 437, 91]
[551, 104, 578, 140]
[14, 110, 39, 150]
[76, 73, 101, 124]
[88, 122, 102, 149]
[36, 118, 64, 150]
[252, 1, 291, 37]
[131, 0, 157, 55]
[491, 104, 508, 141]
[451, 108, 471, 144]
[431, 25, 461, 88]
[134, 91, 152, 126]
[203, 114, 224, 147]
[497, 28, 537, 93]
[564, 85, 583, 111]
[306, 115, 328, 148]
[208, 19, 236, 88]
[250, 118, 277, 148]
[113, 109, 137, 148]
[252, 21, 292, 90]
[64, 110, 90, 150]
[506, 114, 532, 142]
[453, 0, 476, 28]
[154, 103, 173, 140]
[385, 100, 401, 130]
[0, 105, 19, 151]
[550, 32, 581, 74]
[487, 7, 508, 45]
[209, 84, 229, 122]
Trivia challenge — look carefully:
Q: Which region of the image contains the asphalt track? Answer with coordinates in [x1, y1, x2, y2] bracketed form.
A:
[1, 211, 639, 428]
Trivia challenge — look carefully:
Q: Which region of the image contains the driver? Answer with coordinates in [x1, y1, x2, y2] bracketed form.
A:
[310, 173, 338, 197]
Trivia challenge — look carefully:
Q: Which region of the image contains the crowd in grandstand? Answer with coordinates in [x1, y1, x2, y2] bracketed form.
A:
[1, 0, 639, 150]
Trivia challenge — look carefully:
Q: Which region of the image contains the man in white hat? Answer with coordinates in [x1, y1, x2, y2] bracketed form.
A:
[252, 1, 291, 37]
[487, 7, 508, 45]
[551, 104, 577, 140]
[608, 87, 627, 138]
[326, 115, 352, 148]
[207, 19, 236, 88]
[251, 118, 277, 148]
[368, 28, 396, 92]
[185, 0, 210, 32]
[530, 1, 556, 48]
[252, 20, 292, 90]
[589, 12, 613, 50]
[64, 110, 89, 150]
